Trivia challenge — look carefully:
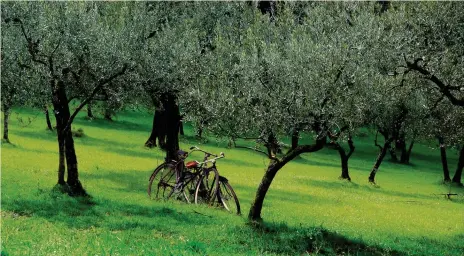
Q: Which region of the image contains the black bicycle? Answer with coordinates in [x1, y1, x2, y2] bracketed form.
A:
[148, 146, 241, 215]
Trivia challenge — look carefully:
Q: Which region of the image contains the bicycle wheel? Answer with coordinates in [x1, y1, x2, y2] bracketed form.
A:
[182, 171, 200, 203]
[148, 162, 177, 200]
[218, 176, 241, 215]
[194, 167, 219, 205]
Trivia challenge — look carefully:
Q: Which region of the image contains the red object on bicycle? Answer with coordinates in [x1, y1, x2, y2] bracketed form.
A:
[186, 161, 198, 169]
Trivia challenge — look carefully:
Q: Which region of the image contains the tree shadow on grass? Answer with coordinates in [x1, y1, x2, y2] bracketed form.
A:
[14, 129, 140, 149]
[294, 178, 442, 201]
[104, 146, 163, 160]
[84, 170, 149, 194]
[230, 222, 405, 255]
[1, 189, 203, 232]
[73, 116, 152, 133]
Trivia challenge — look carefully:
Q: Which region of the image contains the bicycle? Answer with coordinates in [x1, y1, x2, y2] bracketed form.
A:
[148, 146, 241, 215]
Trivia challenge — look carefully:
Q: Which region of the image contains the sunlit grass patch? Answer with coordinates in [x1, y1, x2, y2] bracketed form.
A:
[1, 108, 463, 255]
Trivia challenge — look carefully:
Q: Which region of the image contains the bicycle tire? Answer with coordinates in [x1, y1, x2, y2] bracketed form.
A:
[194, 167, 220, 205]
[147, 162, 177, 200]
[182, 171, 200, 203]
[218, 176, 241, 215]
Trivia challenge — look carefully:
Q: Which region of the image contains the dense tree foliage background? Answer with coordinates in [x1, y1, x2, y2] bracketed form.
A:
[2, 1, 463, 220]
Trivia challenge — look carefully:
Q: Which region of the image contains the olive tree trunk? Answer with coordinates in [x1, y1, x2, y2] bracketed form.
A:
[334, 137, 355, 181]
[438, 137, 451, 182]
[368, 138, 393, 183]
[2, 105, 10, 143]
[452, 146, 464, 185]
[87, 102, 94, 119]
[51, 80, 87, 196]
[145, 106, 167, 149]
[163, 93, 181, 163]
[44, 106, 54, 131]
[399, 139, 414, 164]
[248, 137, 326, 221]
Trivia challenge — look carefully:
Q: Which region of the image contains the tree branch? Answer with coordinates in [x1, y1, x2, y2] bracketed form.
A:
[62, 64, 128, 133]
[235, 146, 280, 162]
[11, 18, 48, 67]
[405, 57, 463, 107]
[374, 131, 383, 150]
[346, 135, 355, 159]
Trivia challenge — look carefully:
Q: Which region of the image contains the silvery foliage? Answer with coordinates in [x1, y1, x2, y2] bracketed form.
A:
[186, 3, 374, 141]
[1, 20, 42, 109]
[128, 2, 202, 109]
[2, 2, 137, 105]
[366, 2, 464, 143]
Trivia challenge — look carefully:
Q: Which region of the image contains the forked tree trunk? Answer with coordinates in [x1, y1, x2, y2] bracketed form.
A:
[400, 139, 414, 164]
[44, 106, 53, 131]
[369, 139, 392, 183]
[51, 80, 87, 196]
[452, 146, 464, 185]
[438, 137, 451, 182]
[3, 105, 10, 143]
[335, 137, 355, 181]
[248, 137, 326, 221]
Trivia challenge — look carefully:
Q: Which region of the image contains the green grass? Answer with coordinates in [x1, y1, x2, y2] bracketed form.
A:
[1, 107, 463, 255]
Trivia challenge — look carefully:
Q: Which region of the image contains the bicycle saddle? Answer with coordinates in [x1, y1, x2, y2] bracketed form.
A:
[186, 161, 198, 169]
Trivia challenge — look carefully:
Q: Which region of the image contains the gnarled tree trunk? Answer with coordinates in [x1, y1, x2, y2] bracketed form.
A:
[52, 80, 87, 196]
[330, 136, 355, 181]
[248, 137, 326, 221]
[399, 139, 414, 164]
[452, 146, 464, 185]
[2, 105, 10, 143]
[438, 137, 451, 182]
[369, 138, 392, 184]
[145, 107, 167, 149]
[163, 93, 181, 163]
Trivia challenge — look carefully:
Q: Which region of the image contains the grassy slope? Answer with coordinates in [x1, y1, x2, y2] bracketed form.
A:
[1, 108, 463, 256]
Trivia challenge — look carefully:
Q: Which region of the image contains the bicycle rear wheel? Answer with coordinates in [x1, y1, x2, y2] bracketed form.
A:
[194, 167, 219, 205]
[218, 176, 241, 215]
[148, 162, 177, 200]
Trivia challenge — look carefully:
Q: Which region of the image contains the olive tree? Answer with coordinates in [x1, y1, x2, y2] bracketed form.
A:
[0, 25, 39, 142]
[128, 2, 203, 161]
[3, 2, 134, 195]
[371, 2, 464, 184]
[189, 3, 375, 220]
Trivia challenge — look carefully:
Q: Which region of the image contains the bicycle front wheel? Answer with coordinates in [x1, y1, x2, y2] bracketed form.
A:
[194, 167, 219, 205]
[148, 162, 177, 200]
[182, 171, 200, 204]
[218, 176, 241, 215]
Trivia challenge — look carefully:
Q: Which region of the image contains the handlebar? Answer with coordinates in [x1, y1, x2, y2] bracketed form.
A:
[193, 153, 225, 167]
[189, 146, 223, 158]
